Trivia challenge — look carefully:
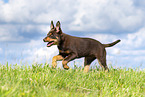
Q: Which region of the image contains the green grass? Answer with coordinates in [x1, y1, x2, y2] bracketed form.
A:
[0, 63, 145, 97]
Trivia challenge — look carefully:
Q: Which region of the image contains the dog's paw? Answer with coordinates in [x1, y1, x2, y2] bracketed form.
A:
[63, 65, 69, 70]
[52, 65, 57, 69]
[105, 69, 109, 73]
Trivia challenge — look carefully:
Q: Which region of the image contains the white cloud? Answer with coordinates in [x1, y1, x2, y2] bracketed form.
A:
[0, 0, 77, 24]
[121, 50, 145, 56]
[0, 25, 24, 41]
[0, 24, 48, 42]
[0, 0, 145, 33]
[22, 38, 58, 64]
[1, 38, 58, 65]
[0, 0, 145, 42]
[121, 28, 145, 49]
[70, 0, 145, 32]
[22, 46, 58, 64]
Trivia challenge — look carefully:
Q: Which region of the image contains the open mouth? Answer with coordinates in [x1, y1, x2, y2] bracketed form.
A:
[47, 41, 55, 47]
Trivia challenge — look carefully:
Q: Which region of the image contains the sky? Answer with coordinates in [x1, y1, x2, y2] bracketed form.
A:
[0, 0, 145, 69]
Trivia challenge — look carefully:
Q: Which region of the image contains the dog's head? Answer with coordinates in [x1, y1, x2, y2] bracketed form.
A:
[43, 21, 62, 47]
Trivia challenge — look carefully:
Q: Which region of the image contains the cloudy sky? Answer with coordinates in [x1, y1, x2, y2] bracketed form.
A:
[0, 0, 145, 69]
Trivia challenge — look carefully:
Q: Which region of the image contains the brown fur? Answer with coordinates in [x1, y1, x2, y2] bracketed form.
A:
[43, 21, 121, 72]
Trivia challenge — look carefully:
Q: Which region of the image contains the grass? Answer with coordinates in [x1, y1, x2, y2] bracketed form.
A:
[0, 63, 145, 97]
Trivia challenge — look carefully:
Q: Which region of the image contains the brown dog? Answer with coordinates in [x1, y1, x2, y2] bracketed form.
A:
[43, 21, 120, 72]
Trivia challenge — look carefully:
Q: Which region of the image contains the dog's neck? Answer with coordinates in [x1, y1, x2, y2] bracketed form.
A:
[57, 33, 70, 50]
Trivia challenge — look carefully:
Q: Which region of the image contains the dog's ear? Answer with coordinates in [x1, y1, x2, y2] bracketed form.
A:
[56, 21, 62, 34]
[50, 21, 54, 29]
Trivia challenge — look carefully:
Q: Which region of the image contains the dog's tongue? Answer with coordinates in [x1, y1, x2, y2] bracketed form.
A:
[47, 42, 54, 47]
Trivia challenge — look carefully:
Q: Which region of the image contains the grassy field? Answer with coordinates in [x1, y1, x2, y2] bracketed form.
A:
[0, 63, 145, 97]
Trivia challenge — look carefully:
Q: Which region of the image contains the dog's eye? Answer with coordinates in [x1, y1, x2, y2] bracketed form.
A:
[50, 34, 53, 36]
[48, 34, 54, 37]
[47, 33, 53, 37]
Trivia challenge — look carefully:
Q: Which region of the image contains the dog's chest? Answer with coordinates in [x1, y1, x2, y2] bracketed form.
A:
[59, 50, 70, 54]
[57, 44, 71, 53]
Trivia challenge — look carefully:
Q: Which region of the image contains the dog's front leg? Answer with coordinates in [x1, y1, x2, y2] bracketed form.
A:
[62, 54, 77, 70]
[52, 55, 63, 68]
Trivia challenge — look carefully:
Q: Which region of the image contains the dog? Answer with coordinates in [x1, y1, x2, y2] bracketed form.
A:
[43, 21, 120, 72]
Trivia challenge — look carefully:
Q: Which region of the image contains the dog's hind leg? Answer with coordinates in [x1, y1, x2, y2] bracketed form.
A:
[52, 55, 63, 68]
[84, 57, 95, 73]
[97, 50, 109, 72]
[97, 56, 109, 72]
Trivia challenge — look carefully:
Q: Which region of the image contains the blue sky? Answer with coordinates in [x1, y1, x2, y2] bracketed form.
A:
[3, 0, 9, 3]
[0, 0, 145, 69]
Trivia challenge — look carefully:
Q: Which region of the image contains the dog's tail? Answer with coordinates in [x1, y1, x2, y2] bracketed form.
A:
[103, 40, 121, 47]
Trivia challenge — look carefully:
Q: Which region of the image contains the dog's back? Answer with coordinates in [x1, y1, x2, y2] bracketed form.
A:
[59, 34, 104, 58]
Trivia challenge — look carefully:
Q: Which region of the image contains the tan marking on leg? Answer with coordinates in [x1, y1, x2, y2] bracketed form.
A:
[84, 65, 90, 73]
[52, 55, 63, 68]
[83, 57, 95, 73]
[105, 69, 109, 72]
[98, 59, 109, 72]
[98, 60, 104, 69]
[62, 60, 69, 70]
